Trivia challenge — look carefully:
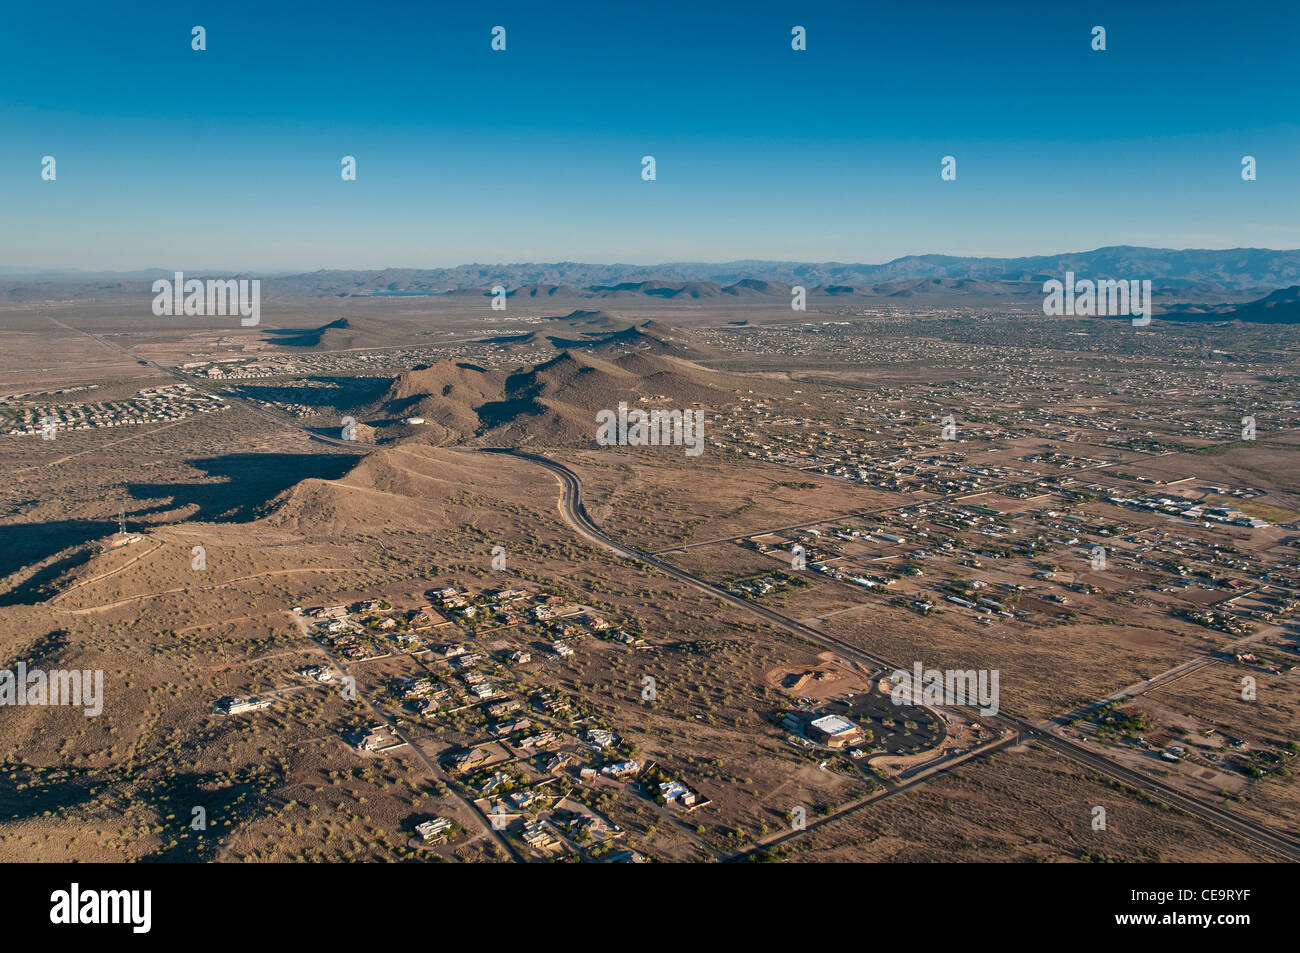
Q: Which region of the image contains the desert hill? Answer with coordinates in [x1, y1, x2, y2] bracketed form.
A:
[480, 351, 731, 445]
[367, 350, 734, 446]
[1153, 285, 1300, 324]
[723, 279, 793, 297]
[1225, 285, 1300, 323]
[380, 361, 507, 437]
[543, 309, 624, 327]
[477, 312, 717, 361]
[546, 319, 716, 359]
[261, 316, 391, 349]
[265, 444, 549, 537]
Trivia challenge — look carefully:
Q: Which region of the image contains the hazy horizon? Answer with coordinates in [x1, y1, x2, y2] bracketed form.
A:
[3, 0, 1297, 271]
[5, 243, 1300, 280]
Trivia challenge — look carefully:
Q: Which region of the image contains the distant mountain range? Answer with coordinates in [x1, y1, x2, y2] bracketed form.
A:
[1157, 285, 1300, 324]
[4, 246, 1300, 304]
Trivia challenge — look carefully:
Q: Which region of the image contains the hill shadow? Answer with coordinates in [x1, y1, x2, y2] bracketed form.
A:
[127, 452, 361, 523]
[229, 376, 391, 413]
[0, 762, 274, 862]
[0, 519, 119, 574]
[475, 397, 548, 432]
[0, 453, 361, 605]
[262, 317, 350, 347]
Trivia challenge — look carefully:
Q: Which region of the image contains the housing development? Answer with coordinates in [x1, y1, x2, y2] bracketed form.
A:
[0, 10, 1294, 942]
[1, 284, 1297, 869]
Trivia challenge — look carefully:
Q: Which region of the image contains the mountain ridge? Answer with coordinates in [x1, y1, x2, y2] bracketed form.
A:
[5, 246, 1300, 302]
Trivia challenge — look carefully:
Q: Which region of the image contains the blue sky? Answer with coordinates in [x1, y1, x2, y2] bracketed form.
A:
[1, 0, 1297, 271]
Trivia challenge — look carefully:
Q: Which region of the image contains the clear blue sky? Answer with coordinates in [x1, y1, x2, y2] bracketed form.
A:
[2, 0, 1297, 271]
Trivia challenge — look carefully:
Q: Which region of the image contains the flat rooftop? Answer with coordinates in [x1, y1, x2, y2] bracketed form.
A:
[810, 714, 858, 736]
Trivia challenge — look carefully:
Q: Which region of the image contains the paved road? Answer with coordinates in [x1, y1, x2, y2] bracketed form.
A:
[490, 447, 1300, 862]
[29, 317, 1298, 858]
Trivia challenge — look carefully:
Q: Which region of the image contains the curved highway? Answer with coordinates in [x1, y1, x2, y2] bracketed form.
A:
[487, 447, 1300, 862]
